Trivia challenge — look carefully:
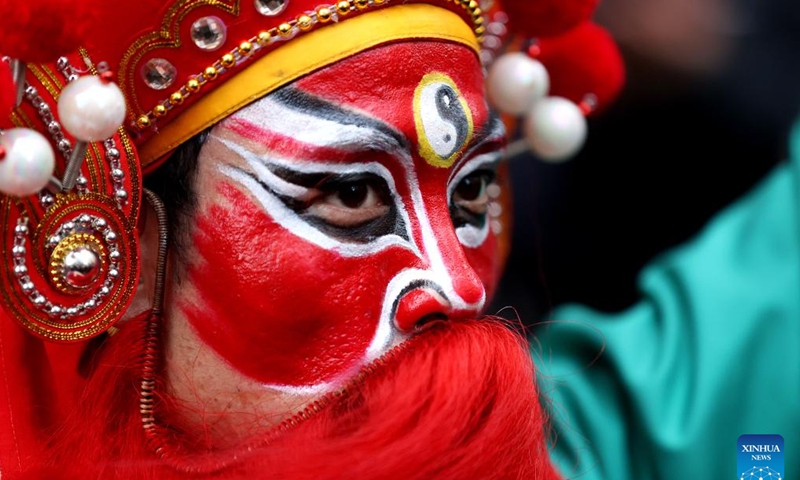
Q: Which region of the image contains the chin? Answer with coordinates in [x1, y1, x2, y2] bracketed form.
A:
[27, 314, 561, 480]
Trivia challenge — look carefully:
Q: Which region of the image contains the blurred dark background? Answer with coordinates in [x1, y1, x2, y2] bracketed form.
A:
[491, 0, 800, 322]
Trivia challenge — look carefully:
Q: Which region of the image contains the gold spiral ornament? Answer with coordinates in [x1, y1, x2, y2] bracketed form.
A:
[0, 192, 140, 342]
[48, 233, 107, 295]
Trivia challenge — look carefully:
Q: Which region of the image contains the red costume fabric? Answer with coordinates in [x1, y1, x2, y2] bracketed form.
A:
[0, 0, 624, 477]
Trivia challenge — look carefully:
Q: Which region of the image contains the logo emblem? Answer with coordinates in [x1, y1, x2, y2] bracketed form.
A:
[414, 73, 474, 168]
[738, 434, 784, 480]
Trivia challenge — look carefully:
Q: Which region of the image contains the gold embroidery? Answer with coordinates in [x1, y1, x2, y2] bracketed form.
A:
[128, 0, 484, 130]
[28, 64, 61, 101]
[41, 65, 65, 93]
[119, 0, 240, 120]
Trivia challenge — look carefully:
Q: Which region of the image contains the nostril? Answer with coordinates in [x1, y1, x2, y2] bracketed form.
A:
[393, 288, 451, 333]
[415, 312, 448, 331]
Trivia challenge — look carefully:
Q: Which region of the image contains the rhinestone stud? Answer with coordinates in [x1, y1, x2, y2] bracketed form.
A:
[254, 0, 288, 16]
[191, 16, 227, 51]
[141, 58, 177, 91]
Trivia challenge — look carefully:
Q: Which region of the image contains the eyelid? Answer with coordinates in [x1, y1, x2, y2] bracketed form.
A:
[314, 172, 384, 190]
[471, 169, 497, 183]
[447, 152, 501, 202]
[304, 179, 395, 233]
[304, 173, 391, 208]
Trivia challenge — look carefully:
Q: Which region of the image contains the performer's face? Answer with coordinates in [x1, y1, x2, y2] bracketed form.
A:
[181, 42, 506, 391]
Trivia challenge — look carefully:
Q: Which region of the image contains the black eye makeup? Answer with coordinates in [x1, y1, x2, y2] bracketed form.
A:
[234, 165, 408, 244]
[450, 167, 497, 230]
[303, 173, 396, 234]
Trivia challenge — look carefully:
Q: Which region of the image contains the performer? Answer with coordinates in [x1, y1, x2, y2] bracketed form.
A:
[0, 0, 623, 478]
[537, 118, 800, 478]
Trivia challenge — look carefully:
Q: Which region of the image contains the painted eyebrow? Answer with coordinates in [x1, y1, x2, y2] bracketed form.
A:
[272, 87, 411, 155]
[214, 135, 410, 212]
[467, 113, 506, 154]
[447, 114, 505, 183]
[214, 136, 315, 199]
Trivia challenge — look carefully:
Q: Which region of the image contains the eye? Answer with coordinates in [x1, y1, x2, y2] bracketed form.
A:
[306, 177, 391, 228]
[333, 183, 372, 208]
[453, 170, 495, 216]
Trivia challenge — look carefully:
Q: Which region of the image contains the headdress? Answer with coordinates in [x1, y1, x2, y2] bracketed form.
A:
[0, 0, 624, 342]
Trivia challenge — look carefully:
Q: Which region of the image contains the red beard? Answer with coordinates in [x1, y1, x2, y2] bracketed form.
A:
[27, 314, 561, 479]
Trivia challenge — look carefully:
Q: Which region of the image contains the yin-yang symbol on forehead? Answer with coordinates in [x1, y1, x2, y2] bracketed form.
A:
[414, 73, 474, 168]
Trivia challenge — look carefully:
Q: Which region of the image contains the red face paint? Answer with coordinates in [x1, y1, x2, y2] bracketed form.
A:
[183, 42, 506, 388]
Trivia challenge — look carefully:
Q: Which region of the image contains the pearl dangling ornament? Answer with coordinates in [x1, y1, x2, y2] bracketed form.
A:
[57, 75, 126, 142]
[487, 52, 550, 116]
[0, 128, 56, 197]
[524, 97, 587, 162]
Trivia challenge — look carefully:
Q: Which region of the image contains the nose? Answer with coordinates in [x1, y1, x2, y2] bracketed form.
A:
[401, 189, 487, 329]
[423, 223, 486, 309]
[449, 268, 485, 307]
[394, 286, 451, 333]
[411, 192, 486, 310]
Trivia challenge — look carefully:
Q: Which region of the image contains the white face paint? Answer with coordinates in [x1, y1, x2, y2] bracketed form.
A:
[202, 85, 502, 392]
[414, 73, 475, 169]
[448, 152, 501, 248]
[418, 82, 463, 158]
[216, 136, 422, 259]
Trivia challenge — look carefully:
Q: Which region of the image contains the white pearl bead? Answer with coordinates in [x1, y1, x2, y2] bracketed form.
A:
[0, 128, 55, 197]
[57, 76, 127, 142]
[524, 97, 587, 163]
[487, 53, 550, 116]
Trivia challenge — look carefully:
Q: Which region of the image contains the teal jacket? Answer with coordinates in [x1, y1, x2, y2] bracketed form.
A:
[535, 122, 800, 478]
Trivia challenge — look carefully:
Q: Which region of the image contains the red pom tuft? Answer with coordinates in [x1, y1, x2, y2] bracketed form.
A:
[502, 0, 599, 38]
[537, 22, 626, 113]
[0, 62, 15, 123]
[0, 0, 99, 63]
[83, 0, 172, 74]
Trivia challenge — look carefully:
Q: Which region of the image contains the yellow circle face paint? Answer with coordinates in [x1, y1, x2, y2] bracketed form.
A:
[414, 72, 474, 168]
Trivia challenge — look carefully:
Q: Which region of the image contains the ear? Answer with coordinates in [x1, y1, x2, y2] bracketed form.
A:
[124, 198, 159, 320]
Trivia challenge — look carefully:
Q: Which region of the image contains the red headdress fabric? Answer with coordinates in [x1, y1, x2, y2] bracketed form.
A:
[0, 62, 15, 123]
[538, 22, 626, 111]
[503, 0, 600, 38]
[0, 0, 99, 63]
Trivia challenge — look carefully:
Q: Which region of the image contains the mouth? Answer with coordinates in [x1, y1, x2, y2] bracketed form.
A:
[259, 333, 421, 447]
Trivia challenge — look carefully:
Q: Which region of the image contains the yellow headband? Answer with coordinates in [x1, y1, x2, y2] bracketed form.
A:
[138, 3, 479, 167]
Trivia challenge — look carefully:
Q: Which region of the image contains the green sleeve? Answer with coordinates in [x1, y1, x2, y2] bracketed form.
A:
[535, 123, 800, 479]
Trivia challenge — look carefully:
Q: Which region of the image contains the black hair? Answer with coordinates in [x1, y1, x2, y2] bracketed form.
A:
[142, 130, 208, 263]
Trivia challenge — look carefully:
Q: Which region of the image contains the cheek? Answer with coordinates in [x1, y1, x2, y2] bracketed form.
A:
[475, 169, 513, 304]
[463, 232, 500, 303]
[453, 168, 513, 307]
[182, 183, 417, 387]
